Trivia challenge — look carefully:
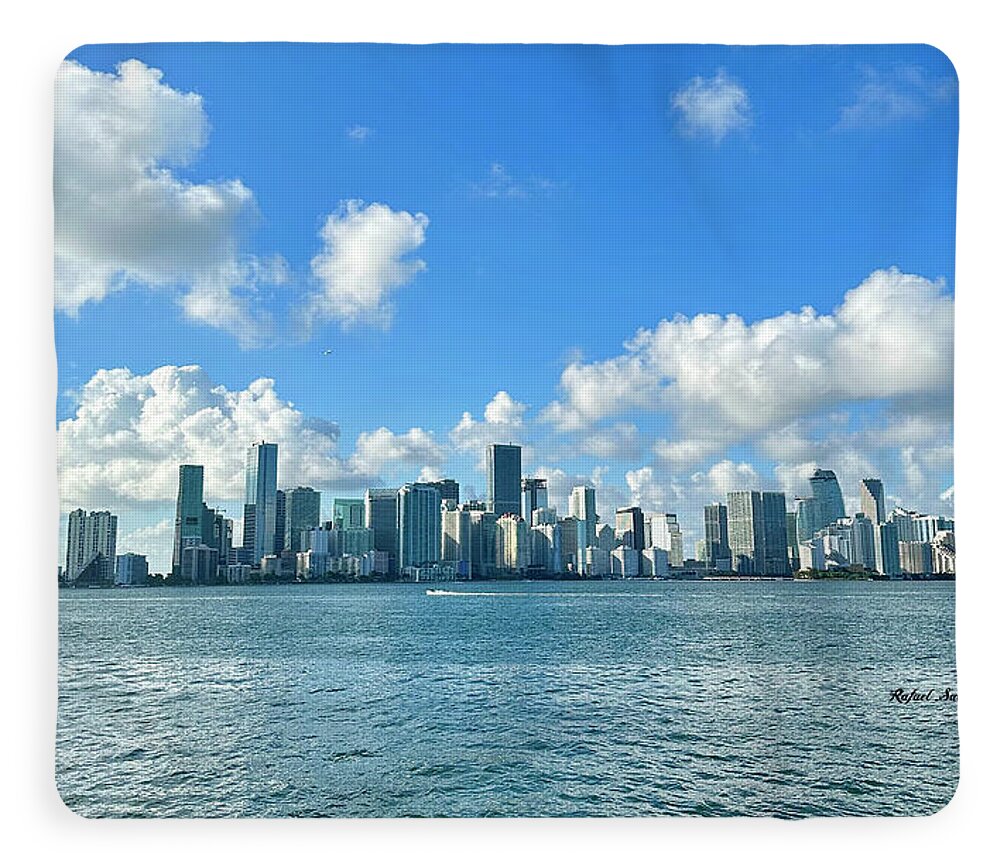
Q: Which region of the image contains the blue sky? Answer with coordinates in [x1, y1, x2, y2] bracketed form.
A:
[55, 44, 957, 569]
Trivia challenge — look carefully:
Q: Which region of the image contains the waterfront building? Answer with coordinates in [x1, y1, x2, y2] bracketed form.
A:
[795, 496, 821, 544]
[284, 487, 321, 552]
[643, 547, 671, 577]
[531, 506, 558, 527]
[569, 486, 598, 547]
[332, 497, 366, 530]
[614, 507, 645, 551]
[365, 487, 399, 571]
[495, 514, 530, 573]
[441, 503, 472, 563]
[899, 540, 933, 575]
[468, 509, 498, 577]
[115, 553, 148, 587]
[596, 522, 616, 552]
[875, 521, 902, 577]
[243, 441, 279, 565]
[181, 543, 219, 585]
[425, 479, 460, 507]
[727, 491, 791, 576]
[860, 478, 886, 526]
[585, 545, 612, 577]
[520, 478, 548, 522]
[486, 444, 522, 516]
[704, 503, 731, 571]
[172, 465, 205, 575]
[611, 546, 642, 578]
[398, 483, 442, 569]
[932, 530, 956, 575]
[274, 489, 286, 554]
[66, 508, 118, 585]
[809, 468, 847, 530]
[558, 516, 583, 572]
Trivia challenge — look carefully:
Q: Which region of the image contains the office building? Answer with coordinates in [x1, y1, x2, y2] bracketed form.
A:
[243, 441, 279, 565]
[274, 489, 286, 554]
[860, 478, 886, 526]
[899, 541, 933, 575]
[521, 478, 548, 522]
[333, 497, 366, 529]
[495, 514, 530, 573]
[809, 468, 846, 530]
[172, 464, 205, 575]
[425, 479, 460, 507]
[365, 488, 399, 569]
[875, 521, 902, 577]
[569, 486, 598, 547]
[181, 543, 219, 585]
[441, 504, 472, 564]
[115, 553, 148, 587]
[486, 444, 522, 516]
[647, 513, 683, 565]
[727, 491, 791, 576]
[285, 487, 321, 552]
[398, 483, 442, 569]
[704, 503, 731, 570]
[795, 496, 821, 544]
[615, 507, 645, 551]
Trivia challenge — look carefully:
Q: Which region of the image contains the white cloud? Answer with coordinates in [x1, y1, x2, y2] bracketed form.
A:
[542, 268, 953, 447]
[835, 64, 957, 130]
[450, 391, 529, 468]
[470, 162, 557, 198]
[347, 124, 372, 141]
[351, 426, 446, 477]
[57, 365, 378, 516]
[579, 423, 641, 460]
[305, 200, 429, 331]
[55, 59, 281, 347]
[652, 437, 725, 471]
[671, 70, 751, 143]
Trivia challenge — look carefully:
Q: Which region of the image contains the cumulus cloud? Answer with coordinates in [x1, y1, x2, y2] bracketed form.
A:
[351, 426, 446, 477]
[542, 268, 953, 446]
[56, 365, 379, 515]
[671, 70, 751, 143]
[304, 200, 429, 331]
[835, 64, 957, 130]
[55, 59, 284, 346]
[450, 391, 529, 467]
[579, 423, 641, 460]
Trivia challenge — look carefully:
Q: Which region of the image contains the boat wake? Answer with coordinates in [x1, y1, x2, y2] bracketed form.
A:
[425, 588, 660, 598]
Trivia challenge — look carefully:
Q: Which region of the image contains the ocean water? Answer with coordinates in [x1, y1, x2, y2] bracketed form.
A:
[56, 580, 958, 818]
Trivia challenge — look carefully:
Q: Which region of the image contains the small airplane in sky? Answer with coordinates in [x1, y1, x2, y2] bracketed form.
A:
[321, 349, 333, 356]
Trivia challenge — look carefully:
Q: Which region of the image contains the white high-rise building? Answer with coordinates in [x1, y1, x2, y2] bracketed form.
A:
[495, 514, 529, 573]
[569, 486, 598, 548]
[441, 503, 472, 563]
[647, 513, 684, 565]
[65, 508, 118, 584]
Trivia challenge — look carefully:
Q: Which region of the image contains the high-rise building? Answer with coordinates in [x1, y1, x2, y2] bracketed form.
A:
[704, 504, 730, 570]
[495, 514, 530, 573]
[899, 540, 933, 575]
[243, 441, 279, 565]
[875, 521, 902, 577]
[849, 514, 877, 570]
[486, 444, 522, 516]
[201, 507, 233, 566]
[786, 512, 800, 571]
[726, 491, 791, 576]
[274, 489, 286, 554]
[520, 478, 548, 522]
[181, 544, 220, 585]
[647, 513, 683, 564]
[425, 479, 460, 507]
[365, 488, 399, 572]
[65, 508, 118, 585]
[569, 486, 598, 547]
[397, 483, 442, 569]
[809, 468, 846, 530]
[115, 553, 149, 587]
[795, 496, 821, 544]
[172, 464, 205, 575]
[859, 478, 886, 526]
[614, 507, 645, 551]
[333, 497, 366, 529]
[468, 509, 498, 577]
[285, 487, 322, 552]
[441, 503, 472, 563]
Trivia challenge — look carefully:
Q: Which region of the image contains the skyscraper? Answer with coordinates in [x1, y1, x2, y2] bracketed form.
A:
[794, 496, 821, 543]
[875, 521, 902, 577]
[397, 483, 442, 570]
[441, 503, 472, 564]
[365, 487, 399, 571]
[615, 507, 645, 551]
[285, 487, 322, 552]
[726, 491, 791, 576]
[243, 441, 278, 565]
[274, 489, 286, 554]
[704, 503, 731, 570]
[520, 478, 548, 522]
[809, 468, 846, 530]
[65, 508, 118, 585]
[860, 478, 886, 526]
[425, 479, 460, 507]
[332, 497, 365, 529]
[569, 486, 598, 547]
[172, 464, 205, 575]
[486, 444, 522, 516]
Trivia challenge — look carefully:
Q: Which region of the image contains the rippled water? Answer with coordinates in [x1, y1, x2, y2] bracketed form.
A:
[57, 581, 958, 818]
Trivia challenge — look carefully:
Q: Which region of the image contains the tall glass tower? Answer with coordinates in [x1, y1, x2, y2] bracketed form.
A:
[859, 478, 886, 526]
[809, 468, 846, 530]
[486, 444, 522, 517]
[172, 464, 205, 574]
[244, 441, 278, 565]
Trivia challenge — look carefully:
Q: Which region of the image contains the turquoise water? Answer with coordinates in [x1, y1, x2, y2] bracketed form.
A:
[56, 581, 958, 818]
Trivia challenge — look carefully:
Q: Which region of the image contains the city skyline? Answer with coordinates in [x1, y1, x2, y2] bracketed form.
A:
[55, 44, 956, 574]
